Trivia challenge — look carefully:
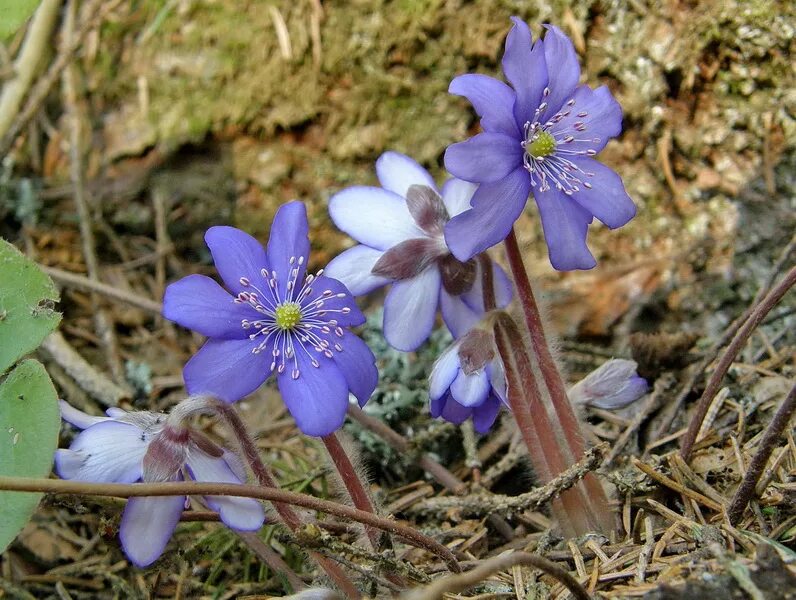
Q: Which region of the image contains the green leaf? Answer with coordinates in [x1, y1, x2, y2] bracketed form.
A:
[0, 0, 41, 39]
[0, 238, 60, 375]
[0, 359, 60, 552]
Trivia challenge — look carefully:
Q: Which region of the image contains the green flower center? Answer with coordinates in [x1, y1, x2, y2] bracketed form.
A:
[527, 131, 556, 158]
[275, 302, 302, 330]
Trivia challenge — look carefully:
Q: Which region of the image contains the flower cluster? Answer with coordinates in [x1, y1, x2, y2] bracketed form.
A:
[55, 401, 264, 567]
[163, 201, 378, 437]
[444, 19, 636, 270]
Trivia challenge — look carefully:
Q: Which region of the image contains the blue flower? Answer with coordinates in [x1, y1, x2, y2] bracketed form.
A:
[569, 359, 648, 409]
[55, 401, 264, 567]
[444, 19, 637, 271]
[326, 151, 512, 351]
[163, 201, 378, 437]
[428, 329, 506, 433]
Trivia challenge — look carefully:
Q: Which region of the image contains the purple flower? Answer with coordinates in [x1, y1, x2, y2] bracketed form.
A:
[444, 19, 637, 271]
[55, 401, 264, 568]
[568, 359, 648, 409]
[326, 151, 513, 351]
[428, 329, 506, 433]
[163, 201, 378, 437]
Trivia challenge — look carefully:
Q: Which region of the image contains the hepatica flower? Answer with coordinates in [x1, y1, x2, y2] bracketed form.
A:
[428, 329, 506, 432]
[326, 151, 512, 351]
[163, 201, 378, 437]
[569, 359, 648, 409]
[55, 401, 264, 567]
[444, 18, 637, 271]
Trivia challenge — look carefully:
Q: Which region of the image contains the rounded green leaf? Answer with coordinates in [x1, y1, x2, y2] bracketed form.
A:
[0, 359, 60, 552]
[0, 0, 41, 39]
[0, 238, 61, 375]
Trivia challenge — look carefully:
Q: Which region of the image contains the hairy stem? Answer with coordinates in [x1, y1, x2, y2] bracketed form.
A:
[681, 266, 796, 460]
[727, 383, 796, 523]
[322, 432, 380, 550]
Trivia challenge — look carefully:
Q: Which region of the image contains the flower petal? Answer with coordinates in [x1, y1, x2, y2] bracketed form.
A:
[382, 267, 441, 351]
[277, 351, 350, 437]
[449, 74, 519, 138]
[460, 260, 514, 313]
[325, 245, 390, 296]
[439, 290, 480, 338]
[183, 338, 271, 403]
[329, 186, 424, 250]
[440, 178, 478, 218]
[429, 343, 462, 401]
[119, 495, 185, 567]
[473, 394, 502, 433]
[444, 167, 531, 261]
[59, 399, 107, 429]
[375, 151, 437, 198]
[163, 274, 255, 339]
[56, 421, 148, 483]
[539, 24, 580, 120]
[266, 201, 311, 299]
[450, 369, 490, 408]
[205, 226, 269, 295]
[502, 17, 548, 126]
[550, 85, 622, 155]
[533, 186, 596, 271]
[444, 132, 523, 184]
[569, 157, 636, 228]
[186, 451, 265, 531]
[303, 275, 365, 327]
[439, 395, 473, 425]
[323, 329, 378, 407]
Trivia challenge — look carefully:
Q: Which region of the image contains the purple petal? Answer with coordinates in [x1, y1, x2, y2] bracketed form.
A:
[473, 394, 502, 433]
[568, 157, 636, 228]
[440, 290, 480, 338]
[375, 151, 437, 198]
[277, 351, 349, 437]
[533, 186, 596, 271]
[450, 369, 490, 408]
[382, 267, 440, 351]
[119, 495, 185, 567]
[429, 344, 462, 401]
[461, 260, 514, 313]
[444, 132, 523, 184]
[59, 399, 107, 429]
[439, 395, 473, 425]
[56, 421, 147, 483]
[440, 178, 478, 218]
[549, 85, 622, 155]
[205, 226, 269, 295]
[266, 201, 311, 299]
[444, 167, 531, 261]
[329, 186, 424, 250]
[163, 274, 255, 339]
[303, 275, 365, 327]
[323, 330, 377, 407]
[539, 24, 580, 120]
[449, 74, 519, 138]
[186, 451, 265, 531]
[183, 338, 271, 402]
[325, 245, 390, 296]
[502, 17, 548, 126]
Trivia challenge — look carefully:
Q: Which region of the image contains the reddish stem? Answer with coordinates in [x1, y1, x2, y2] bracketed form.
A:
[681, 266, 796, 460]
[322, 432, 380, 550]
[504, 229, 612, 531]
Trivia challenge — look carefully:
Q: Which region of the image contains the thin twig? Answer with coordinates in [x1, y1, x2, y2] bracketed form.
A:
[727, 383, 796, 523]
[401, 551, 590, 600]
[680, 266, 796, 460]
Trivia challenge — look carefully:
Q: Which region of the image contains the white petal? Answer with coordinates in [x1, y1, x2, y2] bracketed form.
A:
[119, 495, 185, 567]
[324, 245, 391, 296]
[187, 449, 265, 531]
[376, 151, 437, 198]
[429, 342, 462, 400]
[382, 267, 441, 351]
[441, 178, 478, 218]
[450, 369, 490, 408]
[59, 400, 108, 429]
[59, 421, 148, 483]
[329, 186, 424, 250]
